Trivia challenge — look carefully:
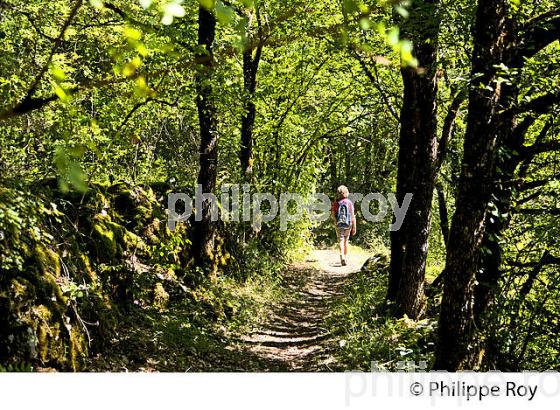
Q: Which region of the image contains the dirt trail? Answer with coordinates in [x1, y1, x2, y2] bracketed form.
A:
[86, 248, 369, 372]
[237, 248, 369, 371]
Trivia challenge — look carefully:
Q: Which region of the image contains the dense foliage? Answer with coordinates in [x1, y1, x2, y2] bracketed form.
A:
[0, 0, 558, 371]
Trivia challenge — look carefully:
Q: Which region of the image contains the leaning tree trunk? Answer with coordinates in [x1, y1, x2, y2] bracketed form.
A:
[473, 120, 518, 325]
[473, 39, 560, 326]
[388, 0, 440, 319]
[191, 5, 218, 270]
[475, 119, 554, 325]
[435, 0, 512, 370]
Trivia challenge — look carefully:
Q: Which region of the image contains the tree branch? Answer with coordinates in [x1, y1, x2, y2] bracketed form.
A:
[516, 208, 560, 215]
[0, 74, 144, 121]
[26, 0, 84, 98]
[437, 88, 466, 168]
[0, 2, 58, 40]
[511, 116, 538, 143]
[435, 182, 450, 249]
[0, 95, 59, 120]
[519, 138, 559, 160]
[516, 10, 560, 62]
[517, 179, 550, 191]
[508, 252, 560, 268]
[349, 46, 400, 122]
[0, 0, 84, 119]
[516, 90, 560, 114]
[518, 119, 554, 176]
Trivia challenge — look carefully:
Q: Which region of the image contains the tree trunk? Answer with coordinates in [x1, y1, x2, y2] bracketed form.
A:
[473, 120, 518, 324]
[435, 0, 511, 370]
[388, 0, 440, 319]
[435, 183, 449, 248]
[435, 3, 560, 369]
[329, 145, 338, 192]
[363, 135, 373, 191]
[191, 5, 218, 270]
[240, 33, 263, 178]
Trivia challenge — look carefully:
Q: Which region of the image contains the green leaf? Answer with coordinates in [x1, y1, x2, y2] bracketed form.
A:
[89, 0, 104, 9]
[359, 17, 372, 30]
[124, 26, 142, 42]
[395, 5, 409, 18]
[343, 0, 360, 14]
[134, 76, 153, 98]
[68, 162, 88, 193]
[53, 84, 71, 103]
[50, 66, 66, 82]
[139, 0, 153, 9]
[199, 0, 216, 10]
[216, 1, 235, 25]
[387, 27, 399, 46]
[162, 1, 186, 25]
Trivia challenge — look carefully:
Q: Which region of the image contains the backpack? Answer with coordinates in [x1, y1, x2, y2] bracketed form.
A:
[336, 200, 352, 229]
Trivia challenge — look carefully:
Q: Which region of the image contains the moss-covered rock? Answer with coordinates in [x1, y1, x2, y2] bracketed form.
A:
[153, 283, 169, 312]
[92, 214, 123, 261]
[0, 181, 189, 371]
[34, 245, 61, 277]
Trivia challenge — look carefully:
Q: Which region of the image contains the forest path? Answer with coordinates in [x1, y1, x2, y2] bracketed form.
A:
[85, 247, 369, 372]
[233, 248, 370, 371]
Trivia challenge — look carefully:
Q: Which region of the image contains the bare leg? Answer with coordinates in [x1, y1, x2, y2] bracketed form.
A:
[344, 237, 349, 258]
[337, 229, 345, 265]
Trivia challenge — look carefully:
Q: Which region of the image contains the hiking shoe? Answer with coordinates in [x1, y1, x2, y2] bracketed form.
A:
[341, 258, 347, 266]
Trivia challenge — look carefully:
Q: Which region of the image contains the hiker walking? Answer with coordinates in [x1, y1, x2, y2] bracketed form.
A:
[331, 185, 356, 266]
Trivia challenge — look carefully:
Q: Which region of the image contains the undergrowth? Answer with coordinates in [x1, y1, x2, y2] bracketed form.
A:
[0, 180, 290, 371]
[327, 247, 438, 371]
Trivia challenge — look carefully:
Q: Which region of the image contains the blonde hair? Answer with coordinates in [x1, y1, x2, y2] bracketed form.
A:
[336, 185, 349, 199]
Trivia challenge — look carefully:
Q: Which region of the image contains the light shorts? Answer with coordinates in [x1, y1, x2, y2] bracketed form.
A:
[336, 226, 351, 240]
